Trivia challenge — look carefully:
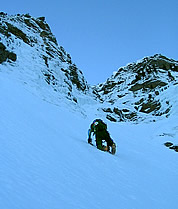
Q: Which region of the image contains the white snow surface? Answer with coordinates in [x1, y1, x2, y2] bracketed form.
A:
[0, 14, 178, 209]
[0, 72, 178, 209]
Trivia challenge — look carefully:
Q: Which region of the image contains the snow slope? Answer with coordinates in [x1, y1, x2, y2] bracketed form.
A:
[0, 72, 178, 209]
[0, 13, 178, 209]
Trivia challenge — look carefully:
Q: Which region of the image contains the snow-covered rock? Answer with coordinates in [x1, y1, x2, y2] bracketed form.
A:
[0, 12, 92, 112]
[94, 54, 178, 122]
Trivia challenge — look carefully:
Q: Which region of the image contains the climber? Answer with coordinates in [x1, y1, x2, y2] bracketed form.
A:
[88, 119, 116, 154]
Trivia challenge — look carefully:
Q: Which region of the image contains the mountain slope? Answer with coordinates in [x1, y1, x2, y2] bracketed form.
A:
[0, 12, 93, 110]
[1, 13, 178, 123]
[93, 54, 178, 122]
[0, 13, 178, 209]
[0, 66, 178, 209]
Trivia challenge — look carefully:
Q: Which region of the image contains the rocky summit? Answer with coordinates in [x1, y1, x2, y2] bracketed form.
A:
[0, 12, 178, 123]
[93, 54, 178, 122]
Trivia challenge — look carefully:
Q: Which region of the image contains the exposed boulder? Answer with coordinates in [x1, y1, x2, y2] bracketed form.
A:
[0, 42, 17, 64]
[164, 142, 178, 152]
[5, 22, 30, 44]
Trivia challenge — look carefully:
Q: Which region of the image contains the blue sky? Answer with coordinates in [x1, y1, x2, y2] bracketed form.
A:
[1, 0, 178, 84]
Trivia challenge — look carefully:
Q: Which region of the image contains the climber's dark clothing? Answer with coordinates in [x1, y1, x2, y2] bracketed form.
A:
[95, 129, 114, 150]
[88, 119, 114, 151]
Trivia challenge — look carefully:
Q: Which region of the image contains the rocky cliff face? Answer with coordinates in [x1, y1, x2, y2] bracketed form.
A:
[0, 12, 89, 106]
[93, 54, 178, 122]
[0, 12, 178, 122]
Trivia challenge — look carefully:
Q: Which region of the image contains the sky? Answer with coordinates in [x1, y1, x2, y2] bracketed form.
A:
[1, 0, 178, 84]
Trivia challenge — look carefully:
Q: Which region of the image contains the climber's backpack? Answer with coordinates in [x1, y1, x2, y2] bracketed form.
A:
[93, 119, 107, 132]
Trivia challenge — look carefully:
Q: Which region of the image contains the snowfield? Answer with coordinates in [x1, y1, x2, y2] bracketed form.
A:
[0, 13, 178, 209]
[0, 74, 177, 209]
